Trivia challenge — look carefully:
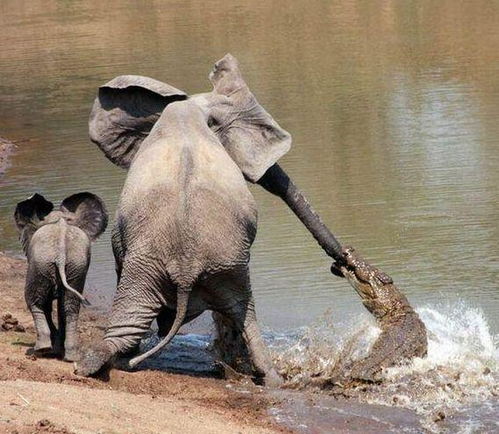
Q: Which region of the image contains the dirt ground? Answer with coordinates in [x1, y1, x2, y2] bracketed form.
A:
[0, 253, 289, 434]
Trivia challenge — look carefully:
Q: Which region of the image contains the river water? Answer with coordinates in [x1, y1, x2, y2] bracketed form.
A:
[1, 1, 498, 432]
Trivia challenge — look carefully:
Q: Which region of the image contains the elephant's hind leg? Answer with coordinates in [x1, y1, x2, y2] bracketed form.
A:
[76, 265, 167, 377]
[59, 274, 86, 362]
[111, 227, 125, 285]
[210, 270, 283, 387]
[29, 305, 53, 354]
[25, 277, 53, 355]
[44, 299, 62, 356]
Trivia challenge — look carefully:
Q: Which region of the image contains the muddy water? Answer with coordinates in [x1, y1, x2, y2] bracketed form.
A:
[1, 1, 499, 431]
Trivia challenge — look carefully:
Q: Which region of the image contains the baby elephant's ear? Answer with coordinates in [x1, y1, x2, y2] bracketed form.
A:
[89, 75, 187, 169]
[14, 193, 54, 231]
[60, 193, 108, 241]
[209, 54, 291, 183]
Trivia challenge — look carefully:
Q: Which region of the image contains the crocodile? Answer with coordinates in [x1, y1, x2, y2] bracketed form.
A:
[257, 164, 428, 386]
[330, 246, 428, 384]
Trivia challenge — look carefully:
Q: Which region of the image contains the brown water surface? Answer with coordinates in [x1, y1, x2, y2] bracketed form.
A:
[1, 0, 499, 334]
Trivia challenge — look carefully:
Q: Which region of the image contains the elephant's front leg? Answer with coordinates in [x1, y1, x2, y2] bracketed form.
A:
[212, 311, 253, 375]
[157, 308, 202, 337]
[75, 266, 165, 377]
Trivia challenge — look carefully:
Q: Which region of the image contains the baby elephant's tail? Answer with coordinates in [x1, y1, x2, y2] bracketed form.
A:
[128, 287, 190, 368]
[55, 218, 90, 307]
[55, 259, 91, 307]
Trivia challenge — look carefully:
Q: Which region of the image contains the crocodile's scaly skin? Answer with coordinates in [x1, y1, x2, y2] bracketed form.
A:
[330, 246, 428, 384]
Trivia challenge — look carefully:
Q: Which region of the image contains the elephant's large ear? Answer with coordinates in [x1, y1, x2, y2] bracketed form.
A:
[14, 194, 54, 232]
[89, 75, 187, 169]
[208, 54, 291, 183]
[60, 192, 108, 241]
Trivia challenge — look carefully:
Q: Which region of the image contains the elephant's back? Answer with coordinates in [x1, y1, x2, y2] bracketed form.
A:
[64, 225, 91, 267]
[123, 128, 253, 202]
[29, 224, 60, 266]
[119, 129, 258, 236]
[116, 167, 257, 285]
[117, 181, 256, 275]
[29, 222, 90, 278]
[116, 124, 258, 284]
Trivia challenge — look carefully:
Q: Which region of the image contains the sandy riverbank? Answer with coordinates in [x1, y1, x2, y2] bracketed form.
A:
[0, 253, 288, 434]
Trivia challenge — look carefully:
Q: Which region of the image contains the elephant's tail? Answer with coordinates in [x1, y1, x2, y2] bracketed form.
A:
[128, 287, 190, 368]
[55, 219, 91, 307]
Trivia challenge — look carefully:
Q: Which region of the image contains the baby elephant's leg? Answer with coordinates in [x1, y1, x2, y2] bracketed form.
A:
[44, 300, 61, 355]
[25, 278, 53, 354]
[59, 274, 86, 362]
[29, 304, 53, 353]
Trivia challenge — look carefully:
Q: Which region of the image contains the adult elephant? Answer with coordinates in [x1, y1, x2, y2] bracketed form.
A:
[76, 54, 292, 385]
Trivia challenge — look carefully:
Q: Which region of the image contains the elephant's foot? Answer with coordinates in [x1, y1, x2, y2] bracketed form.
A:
[32, 347, 55, 357]
[33, 336, 53, 356]
[74, 341, 115, 377]
[212, 311, 283, 388]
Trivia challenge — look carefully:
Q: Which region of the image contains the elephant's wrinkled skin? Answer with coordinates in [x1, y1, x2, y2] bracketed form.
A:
[14, 193, 108, 361]
[75, 55, 289, 386]
[330, 247, 427, 383]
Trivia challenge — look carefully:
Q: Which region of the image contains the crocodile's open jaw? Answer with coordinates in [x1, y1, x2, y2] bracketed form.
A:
[339, 265, 376, 300]
[331, 247, 399, 319]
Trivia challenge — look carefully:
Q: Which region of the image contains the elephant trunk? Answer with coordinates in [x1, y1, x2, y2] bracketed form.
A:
[257, 164, 343, 261]
[128, 288, 190, 368]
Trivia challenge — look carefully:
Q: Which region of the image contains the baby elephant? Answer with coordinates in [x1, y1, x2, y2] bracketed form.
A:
[14, 192, 108, 361]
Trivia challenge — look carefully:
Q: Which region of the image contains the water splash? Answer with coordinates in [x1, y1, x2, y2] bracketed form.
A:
[370, 304, 499, 424]
[268, 310, 381, 387]
[269, 302, 499, 431]
[133, 303, 498, 431]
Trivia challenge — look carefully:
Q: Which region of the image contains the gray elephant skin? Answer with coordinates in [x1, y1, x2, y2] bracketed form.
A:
[75, 54, 291, 386]
[14, 192, 108, 361]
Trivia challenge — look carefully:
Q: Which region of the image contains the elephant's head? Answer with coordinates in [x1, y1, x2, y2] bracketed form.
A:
[89, 54, 291, 183]
[15, 192, 108, 252]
